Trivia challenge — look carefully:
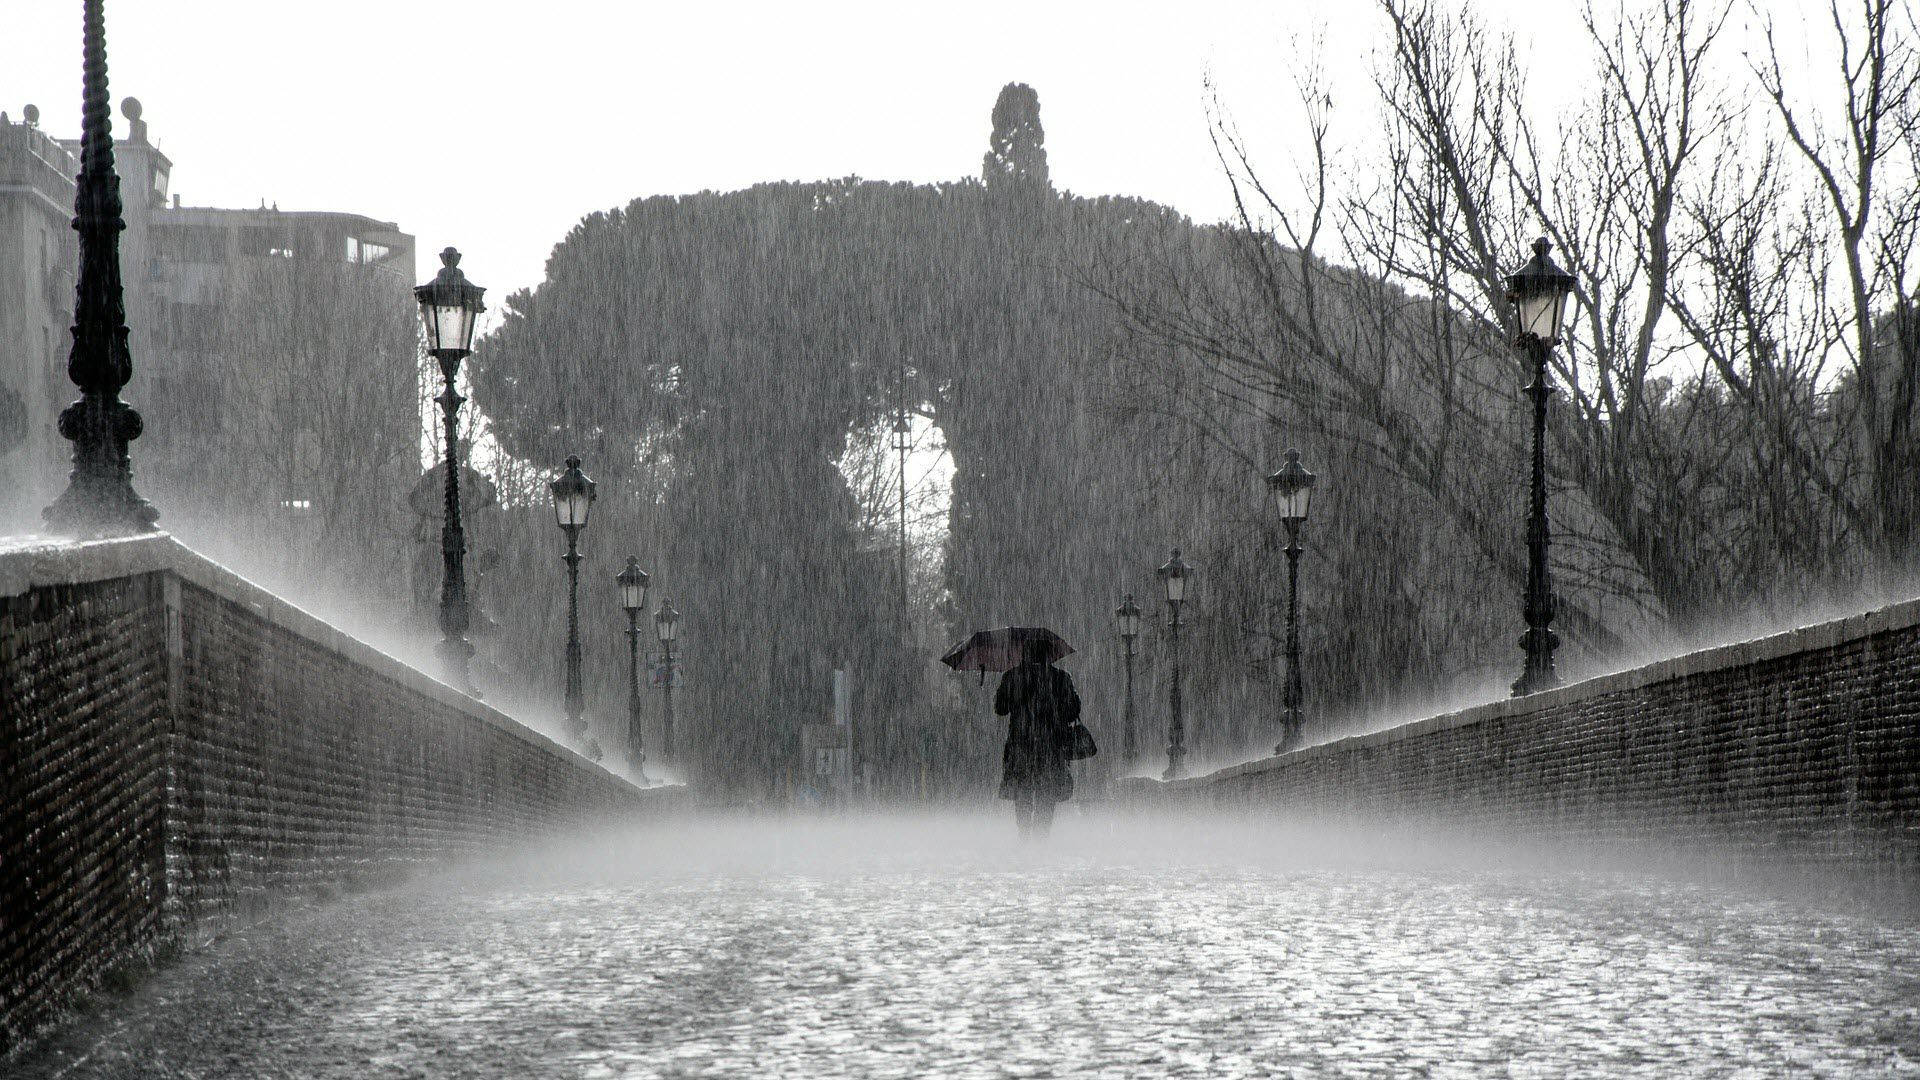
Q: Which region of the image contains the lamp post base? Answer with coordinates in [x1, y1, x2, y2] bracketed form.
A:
[1511, 626, 1561, 697]
[44, 473, 159, 538]
[436, 636, 476, 696]
[45, 401, 160, 538]
[1274, 722, 1302, 756]
[1511, 670, 1561, 696]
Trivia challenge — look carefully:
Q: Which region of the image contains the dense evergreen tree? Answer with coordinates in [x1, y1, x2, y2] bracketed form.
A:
[463, 59, 1889, 795]
[982, 83, 1049, 192]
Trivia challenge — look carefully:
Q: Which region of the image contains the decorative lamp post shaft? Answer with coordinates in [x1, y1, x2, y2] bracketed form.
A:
[1115, 593, 1142, 770]
[1514, 337, 1560, 695]
[435, 357, 472, 687]
[661, 640, 676, 762]
[655, 599, 680, 768]
[627, 609, 646, 778]
[563, 525, 585, 741]
[44, 0, 158, 537]
[1280, 528, 1304, 753]
[1164, 605, 1185, 780]
[896, 360, 912, 619]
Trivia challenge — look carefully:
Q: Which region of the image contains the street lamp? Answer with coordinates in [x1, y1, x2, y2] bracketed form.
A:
[416, 247, 486, 693]
[1506, 237, 1576, 697]
[893, 389, 914, 798]
[1115, 594, 1142, 767]
[655, 599, 680, 766]
[1157, 549, 1192, 780]
[550, 454, 597, 754]
[1266, 448, 1316, 753]
[44, 0, 160, 537]
[617, 556, 651, 781]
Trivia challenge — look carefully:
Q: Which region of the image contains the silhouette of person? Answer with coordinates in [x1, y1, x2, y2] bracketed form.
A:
[994, 638, 1079, 839]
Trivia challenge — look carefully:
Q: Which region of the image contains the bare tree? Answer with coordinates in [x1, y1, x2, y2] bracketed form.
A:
[1755, 0, 1920, 574]
[1096, 0, 1898, 673]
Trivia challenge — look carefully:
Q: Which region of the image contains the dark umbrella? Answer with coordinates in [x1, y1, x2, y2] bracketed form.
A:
[941, 627, 1075, 684]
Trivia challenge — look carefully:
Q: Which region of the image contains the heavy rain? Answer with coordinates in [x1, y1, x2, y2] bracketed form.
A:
[2, 0, 1918, 1075]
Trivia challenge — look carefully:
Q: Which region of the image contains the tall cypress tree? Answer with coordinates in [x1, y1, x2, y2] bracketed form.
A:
[981, 83, 1049, 191]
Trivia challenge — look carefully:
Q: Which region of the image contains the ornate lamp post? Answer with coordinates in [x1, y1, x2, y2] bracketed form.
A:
[617, 556, 652, 781]
[1506, 237, 1576, 697]
[893, 389, 914, 798]
[1157, 549, 1192, 781]
[550, 455, 597, 754]
[44, 0, 159, 537]
[416, 248, 486, 693]
[655, 599, 680, 766]
[1115, 594, 1142, 767]
[1266, 449, 1316, 753]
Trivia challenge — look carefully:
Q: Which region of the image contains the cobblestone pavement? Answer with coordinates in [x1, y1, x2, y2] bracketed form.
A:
[16, 814, 1920, 1078]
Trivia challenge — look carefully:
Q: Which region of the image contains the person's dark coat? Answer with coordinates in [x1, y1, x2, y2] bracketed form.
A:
[994, 660, 1079, 803]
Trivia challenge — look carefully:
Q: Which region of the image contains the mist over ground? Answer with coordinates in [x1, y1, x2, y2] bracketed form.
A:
[15, 811, 1916, 1078]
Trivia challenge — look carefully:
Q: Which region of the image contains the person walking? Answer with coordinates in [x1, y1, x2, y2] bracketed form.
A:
[994, 637, 1079, 839]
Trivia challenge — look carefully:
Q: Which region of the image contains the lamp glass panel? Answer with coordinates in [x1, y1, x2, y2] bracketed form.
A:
[423, 303, 476, 352]
[1164, 574, 1185, 604]
[417, 301, 440, 349]
[622, 581, 647, 612]
[1275, 484, 1311, 522]
[554, 490, 592, 528]
[1120, 611, 1141, 637]
[657, 616, 678, 642]
[1517, 291, 1565, 341]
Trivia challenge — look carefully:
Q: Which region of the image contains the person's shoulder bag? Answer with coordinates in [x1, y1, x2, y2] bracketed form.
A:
[1054, 671, 1097, 760]
[1064, 720, 1098, 761]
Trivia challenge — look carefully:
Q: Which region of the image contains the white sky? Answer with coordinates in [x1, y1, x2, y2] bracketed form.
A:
[4, 1, 1818, 301]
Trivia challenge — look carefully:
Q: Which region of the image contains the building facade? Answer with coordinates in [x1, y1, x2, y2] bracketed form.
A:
[1, 98, 418, 583]
[0, 107, 80, 527]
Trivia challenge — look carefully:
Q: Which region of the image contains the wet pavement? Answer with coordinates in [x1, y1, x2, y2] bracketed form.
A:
[16, 813, 1920, 1078]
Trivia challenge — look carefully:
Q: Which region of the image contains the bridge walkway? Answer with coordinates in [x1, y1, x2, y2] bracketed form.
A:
[12, 815, 1918, 1078]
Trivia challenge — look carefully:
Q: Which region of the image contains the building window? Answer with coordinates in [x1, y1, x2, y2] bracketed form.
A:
[346, 237, 391, 265]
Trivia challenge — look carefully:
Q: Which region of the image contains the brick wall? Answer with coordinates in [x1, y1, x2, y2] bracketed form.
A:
[0, 536, 661, 1052]
[1128, 600, 1920, 878]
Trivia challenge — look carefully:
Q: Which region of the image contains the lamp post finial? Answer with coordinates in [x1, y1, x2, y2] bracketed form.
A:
[44, 0, 158, 537]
